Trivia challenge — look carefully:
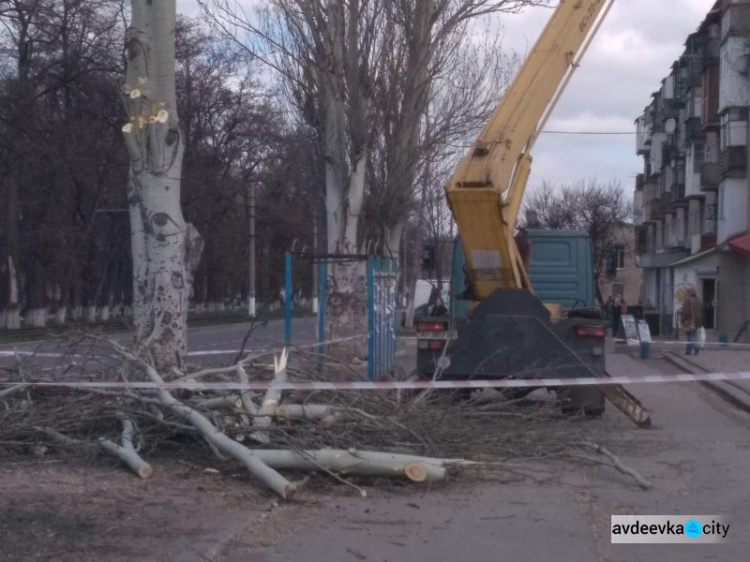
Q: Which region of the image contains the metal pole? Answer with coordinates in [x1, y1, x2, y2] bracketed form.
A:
[317, 257, 326, 358]
[248, 182, 257, 317]
[312, 204, 319, 314]
[285, 250, 292, 346]
[367, 256, 375, 381]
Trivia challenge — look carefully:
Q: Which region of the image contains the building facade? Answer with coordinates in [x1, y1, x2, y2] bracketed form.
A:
[634, 0, 750, 340]
[600, 224, 642, 307]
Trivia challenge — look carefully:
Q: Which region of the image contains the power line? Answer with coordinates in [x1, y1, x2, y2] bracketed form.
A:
[541, 130, 636, 135]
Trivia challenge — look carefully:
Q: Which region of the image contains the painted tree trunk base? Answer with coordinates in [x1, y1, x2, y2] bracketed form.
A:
[208, 302, 225, 313]
[3, 308, 21, 330]
[54, 307, 67, 325]
[99, 306, 111, 322]
[85, 306, 97, 323]
[25, 309, 46, 328]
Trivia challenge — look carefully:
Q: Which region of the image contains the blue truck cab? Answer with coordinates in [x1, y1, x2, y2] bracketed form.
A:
[415, 230, 606, 415]
[450, 229, 597, 321]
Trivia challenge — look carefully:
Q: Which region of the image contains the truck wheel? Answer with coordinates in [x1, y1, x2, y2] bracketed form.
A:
[502, 388, 534, 401]
[584, 405, 605, 418]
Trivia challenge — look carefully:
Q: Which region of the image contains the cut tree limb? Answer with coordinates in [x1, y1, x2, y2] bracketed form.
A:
[98, 417, 153, 479]
[275, 404, 333, 420]
[253, 449, 447, 483]
[0, 384, 28, 399]
[106, 341, 296, 498]
[236, 365, 260, 417]
[252, 349, 288, 444]
[578, 441, 653, 490]
[36, 423, 152, 479]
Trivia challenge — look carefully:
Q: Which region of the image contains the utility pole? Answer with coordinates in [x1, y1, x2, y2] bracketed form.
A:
[248, 181, 257, 317]
[312, 201, 319, 314]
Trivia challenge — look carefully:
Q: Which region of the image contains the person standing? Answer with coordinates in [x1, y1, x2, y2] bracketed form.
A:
[431, 297, 448, 317]
[612, 296, 622, 338]
[680, 288, 704, 355]
[604, 296, 614, 323]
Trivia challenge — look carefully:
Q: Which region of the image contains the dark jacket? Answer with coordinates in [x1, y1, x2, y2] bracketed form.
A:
[680, 295, 704, 331]
[431, 304, 448, 317]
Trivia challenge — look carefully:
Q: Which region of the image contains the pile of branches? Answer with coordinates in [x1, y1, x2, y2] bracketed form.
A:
[0, 335, 652, 497]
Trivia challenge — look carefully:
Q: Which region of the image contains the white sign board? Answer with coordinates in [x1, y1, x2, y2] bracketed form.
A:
[620, 315, 640, 345]
[637, 320, 652, 343]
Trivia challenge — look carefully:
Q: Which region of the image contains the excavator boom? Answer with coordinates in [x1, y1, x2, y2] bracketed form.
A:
[445, 0, 615, 300]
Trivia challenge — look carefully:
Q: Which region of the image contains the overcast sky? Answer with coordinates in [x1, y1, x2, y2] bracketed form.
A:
[177, 0, 715, 194]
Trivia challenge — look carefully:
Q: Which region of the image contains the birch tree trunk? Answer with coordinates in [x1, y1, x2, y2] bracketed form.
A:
[123, 0, 203, 370]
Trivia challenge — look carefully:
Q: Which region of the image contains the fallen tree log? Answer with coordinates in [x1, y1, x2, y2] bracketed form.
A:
[98, 417, 153, 479]
[275, 404, 333, 420]
[253, 449, 447, 483]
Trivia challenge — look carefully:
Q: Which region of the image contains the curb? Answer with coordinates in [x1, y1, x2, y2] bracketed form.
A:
[663, 352, 750, 414]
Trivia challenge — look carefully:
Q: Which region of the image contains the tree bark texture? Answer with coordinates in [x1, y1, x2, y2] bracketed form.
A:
[123, 0, 203, 370]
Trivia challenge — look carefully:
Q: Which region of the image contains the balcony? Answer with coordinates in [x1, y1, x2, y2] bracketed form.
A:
[670, 183, 688, 205]
[635, 225, 649, 255]
[652, 197, 672, 218]
[685, 116, 704, 141]
[702, 36, 720, 67]
[720, 146, 747, 177]
[700, 161, 721, 191]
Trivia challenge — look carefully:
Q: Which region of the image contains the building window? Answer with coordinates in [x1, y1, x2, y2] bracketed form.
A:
[693, 142, 705, 174]
[615, 246, 626, 270]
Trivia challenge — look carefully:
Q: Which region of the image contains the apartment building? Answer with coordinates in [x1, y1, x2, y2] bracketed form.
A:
[634, 0, 750, 339]
[600, 224, 642, 306]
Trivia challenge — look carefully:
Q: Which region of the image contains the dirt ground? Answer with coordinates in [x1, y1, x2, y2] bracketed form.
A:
[0, 453, 286, 562]
[0, 451, 451, 562]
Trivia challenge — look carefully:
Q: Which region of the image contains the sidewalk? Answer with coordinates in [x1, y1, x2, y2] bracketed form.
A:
[663, 347, 750, 413]
[678, 348, 750, 375]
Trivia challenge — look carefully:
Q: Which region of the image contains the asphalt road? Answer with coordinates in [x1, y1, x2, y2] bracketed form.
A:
[213, 349, 750, 562]
[0, 317, 321, 370]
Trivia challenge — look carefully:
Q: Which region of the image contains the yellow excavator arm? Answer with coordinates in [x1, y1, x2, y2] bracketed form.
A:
[445, 0, 615, 301]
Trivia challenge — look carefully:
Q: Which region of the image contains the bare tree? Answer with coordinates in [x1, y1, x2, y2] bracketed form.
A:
[521, 179, 633, 302]
[370, 0, 543, 258]
[122, 0, 203, 369]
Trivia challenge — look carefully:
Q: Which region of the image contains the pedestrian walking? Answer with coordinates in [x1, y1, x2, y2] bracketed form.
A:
[680, 288, 704, 355]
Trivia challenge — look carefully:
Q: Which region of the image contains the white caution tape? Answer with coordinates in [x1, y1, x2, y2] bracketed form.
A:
[2, 370, 750, 392]
[615, 338, 750, 349]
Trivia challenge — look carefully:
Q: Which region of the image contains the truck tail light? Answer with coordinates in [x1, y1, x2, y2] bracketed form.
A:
[416, 321, 448, 332]
[575, 325, 606, 338]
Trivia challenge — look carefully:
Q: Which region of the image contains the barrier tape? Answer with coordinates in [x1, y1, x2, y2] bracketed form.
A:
[615, 338, 750, 349]
[2, 370, 750, 392]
